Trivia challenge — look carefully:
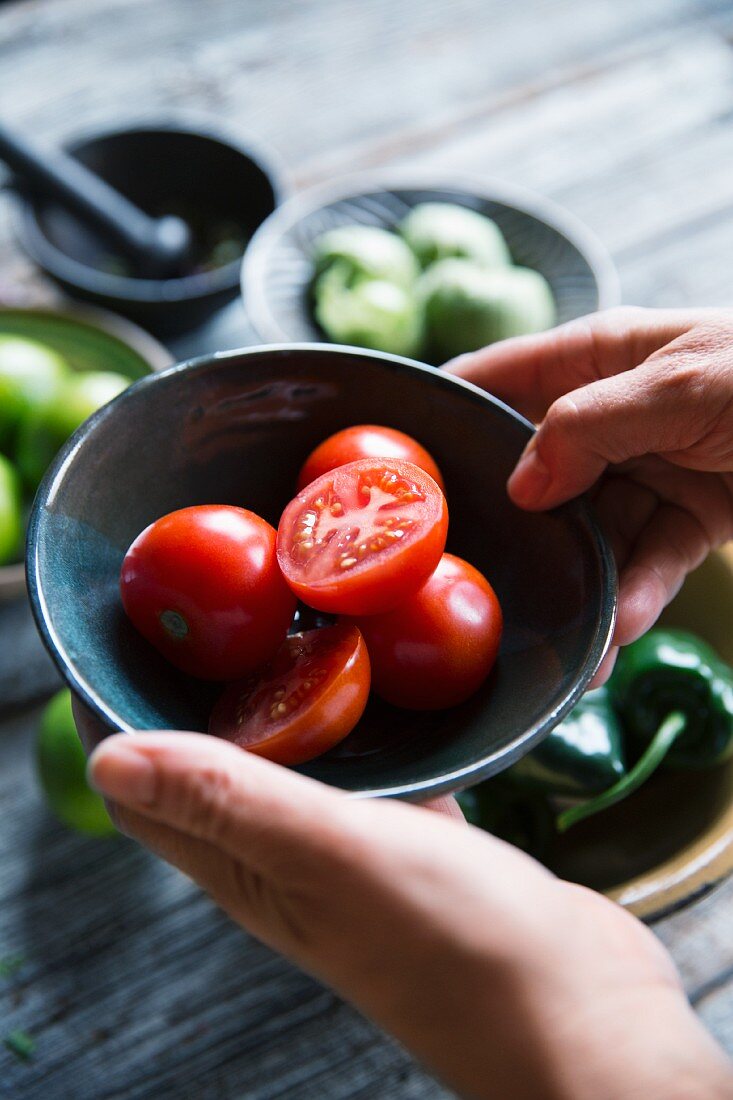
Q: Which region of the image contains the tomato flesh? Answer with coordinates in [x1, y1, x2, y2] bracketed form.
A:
[353, 553, 503, 710]
[209, 623, 370, 764]
[120, 505, 296, 681]
[277, 458, 448, 615]
[297, 424, 445, 492]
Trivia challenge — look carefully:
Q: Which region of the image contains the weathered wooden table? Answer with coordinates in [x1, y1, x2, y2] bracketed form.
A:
[1, 1, 732, 1095]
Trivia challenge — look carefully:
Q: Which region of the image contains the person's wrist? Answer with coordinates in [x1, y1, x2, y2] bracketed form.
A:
[516, 960, 732, 1100]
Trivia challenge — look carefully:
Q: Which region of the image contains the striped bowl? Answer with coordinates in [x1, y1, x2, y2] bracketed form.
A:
[242, 174, 621, 352]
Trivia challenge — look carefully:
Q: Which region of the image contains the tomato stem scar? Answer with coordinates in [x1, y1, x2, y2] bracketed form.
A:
[159, 609, 189, 639]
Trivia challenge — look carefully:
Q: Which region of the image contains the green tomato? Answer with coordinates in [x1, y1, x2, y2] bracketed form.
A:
[36, 689, 115, 837]
[400, 203, 511, 269]
[315, 263, 425, 358]
[16, 370, 130, 490]
[314, 225, 419, 288]
[0, 455, 22, 566]
[420, 259, 556, 359]
[0, 336, 68, 454]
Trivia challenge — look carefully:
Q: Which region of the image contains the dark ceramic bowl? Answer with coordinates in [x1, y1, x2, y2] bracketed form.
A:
[13, 121, 284, 336]
[27, 345, 616, 799]
[242, 174, 620, 353]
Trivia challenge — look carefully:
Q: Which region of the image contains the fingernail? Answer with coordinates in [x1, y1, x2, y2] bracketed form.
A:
[88, 738, 157, 806]
[507, 444, 551, 506]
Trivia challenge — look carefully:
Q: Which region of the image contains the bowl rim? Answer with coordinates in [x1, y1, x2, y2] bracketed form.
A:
[26, 342, 617, 799]
[241, 171, 622, 344]
[0, 301, 174, 600]
[13, 117, 288, 305]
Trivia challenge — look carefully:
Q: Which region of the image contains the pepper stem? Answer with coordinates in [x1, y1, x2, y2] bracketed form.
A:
[556, 711, 687, 833]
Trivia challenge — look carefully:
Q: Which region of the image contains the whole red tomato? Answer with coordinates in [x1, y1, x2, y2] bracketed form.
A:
[353, 553, 503, 710]
[297, 425, 445, 492]
[120, 505, 296, 680]
[277, 458, 448, 616]
[209, 623, 370, 765]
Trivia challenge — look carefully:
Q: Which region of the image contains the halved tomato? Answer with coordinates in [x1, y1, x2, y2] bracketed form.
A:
[297, 424, 445, 492]
[209, 623, 370, 765]
[277, 459, 448, 615]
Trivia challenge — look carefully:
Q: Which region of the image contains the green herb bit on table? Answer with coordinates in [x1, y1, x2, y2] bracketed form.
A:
[0, 955, 24, 980]
[4, 1030, 35, 1061]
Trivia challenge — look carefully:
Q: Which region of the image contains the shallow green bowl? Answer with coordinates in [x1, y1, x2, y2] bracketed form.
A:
[0, 304, 171, 600]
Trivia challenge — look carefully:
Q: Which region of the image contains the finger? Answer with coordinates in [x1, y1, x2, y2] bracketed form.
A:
[614, 504, 712, 645]
[506, 355, 718, 510]
[421, 794, 468, 822]
[88, 732, 353, 886]
[446, 308, 696, 421]
[107, 803, 305, 949]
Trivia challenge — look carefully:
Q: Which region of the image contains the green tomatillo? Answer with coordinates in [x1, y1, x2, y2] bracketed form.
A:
[0, 336, 68, 454]
[400, 202, 511, 269]
[16, 369, 130, 489]
[313, 224, 419, 288]
[36, 689, 116, 837]
[420, 258, 556, 359]
[314, 261, 425, 358]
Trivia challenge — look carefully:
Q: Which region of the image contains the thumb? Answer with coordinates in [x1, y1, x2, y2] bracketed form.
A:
[88, 731, 354, 882]
[507, 359, 700, 509]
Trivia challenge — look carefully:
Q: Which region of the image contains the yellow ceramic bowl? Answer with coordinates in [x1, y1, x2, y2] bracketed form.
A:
[546, 545, 733, 921]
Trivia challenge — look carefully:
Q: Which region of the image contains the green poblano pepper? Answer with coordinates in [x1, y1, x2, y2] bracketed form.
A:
[313, 225, 419, 289]
[610, 628, 733, 768]
[558, 629, 733, 831]
[456, 780, 553, 860]
[399, 203, 511, 269]
[507, 687, 625, 797]
[314, 261, 425, 358]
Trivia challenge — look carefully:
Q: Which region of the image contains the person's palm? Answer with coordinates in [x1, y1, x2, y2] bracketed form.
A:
[79, 711, 730, 1100]
[449, 308, 733, 674]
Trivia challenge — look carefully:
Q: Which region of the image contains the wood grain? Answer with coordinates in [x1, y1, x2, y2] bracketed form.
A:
[0, 0, 732, 1095]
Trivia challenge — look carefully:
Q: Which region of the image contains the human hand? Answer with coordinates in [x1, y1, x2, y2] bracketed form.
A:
[448, 308, 733, 681]
[78, 708, 731, 1099]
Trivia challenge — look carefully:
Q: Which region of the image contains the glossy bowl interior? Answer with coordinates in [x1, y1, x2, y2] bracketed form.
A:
[15, 123, 282, 335]
[0, 304, 172, 601]
[242, 175, 620, 355]
[28, 345, 616, 799]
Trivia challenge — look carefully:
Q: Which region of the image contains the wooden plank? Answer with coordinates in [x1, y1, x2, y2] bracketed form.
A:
[316, 31, 733, 259]
[697, 978, 733, 1058]
[621, 206, 733, 307]
[1, 0, 732, 1094]
[654, 875, 733, 995]
[0, 0, 728, 163]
